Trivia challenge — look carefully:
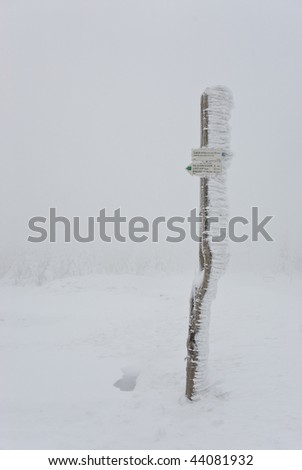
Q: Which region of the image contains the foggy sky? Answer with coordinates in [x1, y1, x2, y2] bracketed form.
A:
[1, 0, 301, 275]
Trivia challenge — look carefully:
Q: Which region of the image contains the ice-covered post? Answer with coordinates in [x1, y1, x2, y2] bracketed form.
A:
[185, 86, 233, 400]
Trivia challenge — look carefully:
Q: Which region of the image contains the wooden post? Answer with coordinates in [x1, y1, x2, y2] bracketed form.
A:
[185, 92, 212, 400]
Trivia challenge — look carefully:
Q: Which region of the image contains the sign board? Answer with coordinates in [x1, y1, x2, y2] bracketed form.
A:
[186, 148, 224, 176]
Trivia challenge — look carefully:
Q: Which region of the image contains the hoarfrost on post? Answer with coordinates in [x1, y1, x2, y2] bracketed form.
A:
[188, 86, 233, 397]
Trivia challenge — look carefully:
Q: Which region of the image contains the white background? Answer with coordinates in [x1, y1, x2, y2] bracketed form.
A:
[0, 0, 301, 451]
[1, 0, 302, 276]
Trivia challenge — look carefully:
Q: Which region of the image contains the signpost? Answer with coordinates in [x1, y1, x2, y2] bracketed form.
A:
[185, 87, 233, 400]
[186, 148, 224, 176]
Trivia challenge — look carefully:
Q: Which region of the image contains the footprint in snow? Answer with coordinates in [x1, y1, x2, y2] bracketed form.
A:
[114, 366, 140, 392]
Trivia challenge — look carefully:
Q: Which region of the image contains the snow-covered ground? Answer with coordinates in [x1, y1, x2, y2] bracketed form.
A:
[1, 270, 301, 449]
